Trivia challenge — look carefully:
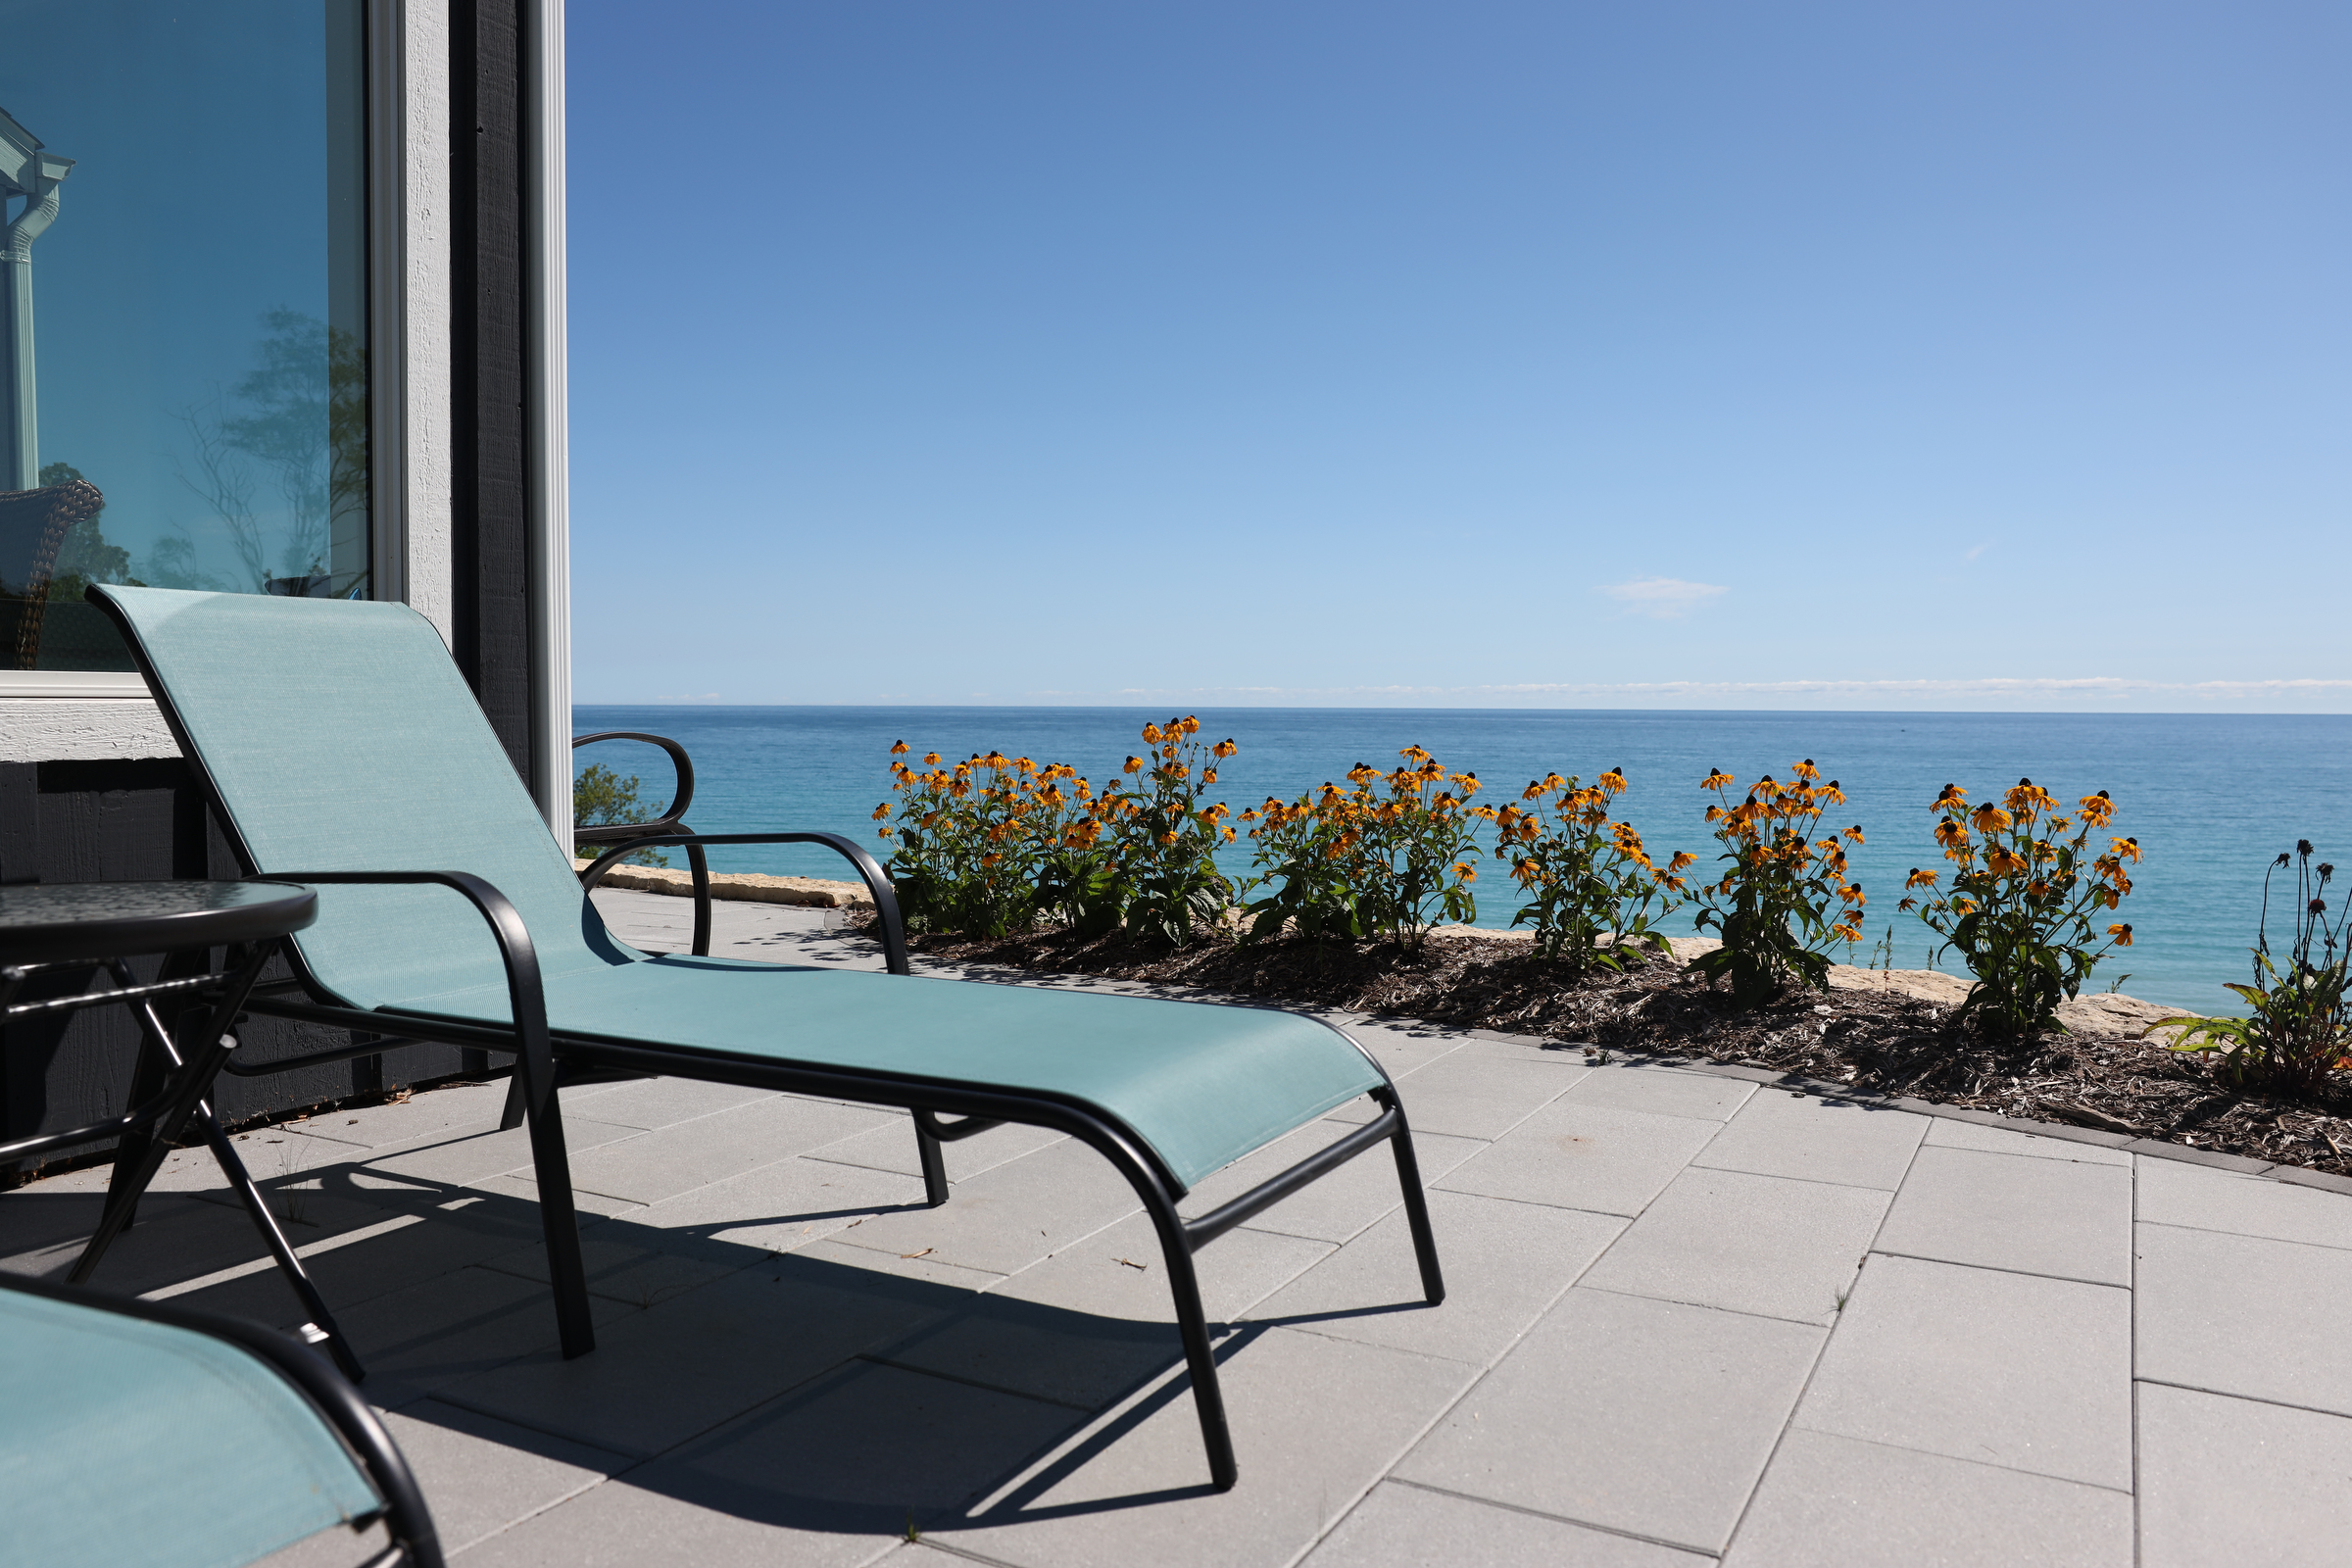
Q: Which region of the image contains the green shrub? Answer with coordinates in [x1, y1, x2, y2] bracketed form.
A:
[1102, 717, 1239, 949]
[573, 763, 670, 866]
[1494, 767, 1692, 975]
[875, 747, 1051, 938]
[1241, 745, 1489, 953]
[1690, 760, 1866, 1005]
[2158, 843, 2344, 1096]
[1902, 779, 2136, 1038]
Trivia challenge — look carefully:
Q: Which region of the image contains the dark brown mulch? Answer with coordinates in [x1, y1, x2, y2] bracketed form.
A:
[882, 921, 2352, 1178]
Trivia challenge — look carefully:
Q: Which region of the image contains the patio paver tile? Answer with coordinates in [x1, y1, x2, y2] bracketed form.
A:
[1871, 1145, 2133, 1285]
[557, 1097, 904, 1206]
[2136, 1381, 2352, 1568]
[1691, 1092, 1928, 1191]
[1577, 1166, 1888, 1326]
[1324, 1044, 1590, 1140]
[1923, 1117, 2133, 1168]
[433, 1248, 979, 1457]
[366, 1117, 645, 1190]
[828, 1135, 1145, 1277]
[452, 1473, 908, 1568]
[1793, 1255, 2132, 1491]
[373, 1398, 626, 1554]
[873, 1219, 1331, 1410]
[1722, 1429, 2132, 1568]
[2137, 1156, 2352, 1251]
[1396, 1286, 1823, 1552]
[550, 1076, 782, 1132]
[1247, 1189, 1623, 1366]
[621, 1150, 926, 1254]
[1178, 1124, 1488, 1247]
[321, 1263, 642, 1409]
[1559, 1061, 1759, 1122]
[1302, 1480, 1711, 1566]
[805, 1115, 1068, 1185]
[938, 1325, 1476, 1568]
[2134, 1222, 2352, 1416]
[599, 1359, 1087, 1558]
[1434, 1101, 1724, 1218]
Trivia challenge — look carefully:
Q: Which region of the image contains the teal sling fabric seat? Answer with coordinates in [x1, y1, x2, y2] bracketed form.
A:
[87, 585, 1446, 1492]
[0, 1275, 443, 1568]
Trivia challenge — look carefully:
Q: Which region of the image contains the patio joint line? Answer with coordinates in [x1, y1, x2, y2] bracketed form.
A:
[1382, 1475, 1723, 1559]
[1864, 1247, 2133, 1293]
[850, 1350, 1116, 1415]
[1571, 1281, 1845, 1331]
[2130, 1215, 2352, 1254]
[2132, 1377, 2352, 1425]
[1780, 1418, 2137, 1496]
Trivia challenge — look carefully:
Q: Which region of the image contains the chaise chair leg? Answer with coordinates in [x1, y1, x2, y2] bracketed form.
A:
[498, 1070, 527, 1131]
[509, 1044, 596, 1359]
[913, 1117, 950, 1207]
[1136, 1181, 1238, 1492]
[1384, 1096, 1446, 1306]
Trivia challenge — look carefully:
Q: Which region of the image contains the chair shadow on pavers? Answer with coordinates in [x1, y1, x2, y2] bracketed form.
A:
[76, 584, 1450, 1490]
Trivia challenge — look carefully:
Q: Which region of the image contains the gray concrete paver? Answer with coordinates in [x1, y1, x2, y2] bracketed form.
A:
[1922, 1116, 2134, 1168]
[621, 1152, 926, 1255]
[1396, 1286, 1824, 1553]
[1302, 1481, 1712, 1566]
[1327, 1043, 1591, 1140]
[1178, 1122, 1488, 1247]
[805, 1114, 1068, 1185]
[829, 1135, 1144, 1276]
[373, 1399, 626, 1553]
[1692, 1092, 1929, 1190]
[938, 1325, 1476, 1568]
[365, 1116, 646, 1190]
[1558, 1061, 1758, 1122]
[1872, 1145, 2133, 1285]
[552, 1076, 782, 1132]
[2134, 1221, 2352, 1416]
[557, 1096, 903, 1205]
[1577, 1165, 1888, 1325]
[432, 1250, 978, 1457]
[1723, 1429, 2132, 1567]
[1434, 1099, 1725, 1218]
[1794, 1255, 2133, 1491]
[2137, 1155, 2352, 1251]
[2136, 1381, 2352, 1568]
[1247, 1190, 1622, 1365]
[872, 1218, 1331, 1410]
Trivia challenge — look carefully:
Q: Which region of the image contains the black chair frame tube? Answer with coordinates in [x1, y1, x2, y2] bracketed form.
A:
[231, 873, 596, 1361]
[239, 984, 1447, 1492]
[0, 1273, 445, 1568]
[575, 829, 909, 972]
[569, 732, 714, 956]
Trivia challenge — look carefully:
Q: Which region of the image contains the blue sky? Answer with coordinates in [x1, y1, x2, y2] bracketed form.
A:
[565, 1, 2347, 710]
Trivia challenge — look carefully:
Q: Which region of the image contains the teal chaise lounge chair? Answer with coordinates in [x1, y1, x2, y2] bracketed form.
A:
[0, 1273, 442, 1568]
[82, 585, 1446, 1491]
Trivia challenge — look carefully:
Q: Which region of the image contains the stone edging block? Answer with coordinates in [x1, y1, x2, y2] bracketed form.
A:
[574, 860, 874, 909]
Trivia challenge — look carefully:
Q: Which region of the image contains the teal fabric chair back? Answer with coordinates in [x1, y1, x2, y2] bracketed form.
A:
[1, 1286, 385, 1567]
[94, 586, 623, 1011]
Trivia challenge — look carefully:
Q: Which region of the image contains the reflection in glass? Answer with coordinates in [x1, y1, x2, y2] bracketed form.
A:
[0, 1, 371, 670]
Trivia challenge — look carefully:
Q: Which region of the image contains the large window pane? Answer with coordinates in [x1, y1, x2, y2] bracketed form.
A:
[0, 0, 370, 671]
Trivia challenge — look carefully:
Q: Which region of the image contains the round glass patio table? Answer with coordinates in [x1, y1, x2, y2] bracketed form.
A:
[0, 881, 317, 965]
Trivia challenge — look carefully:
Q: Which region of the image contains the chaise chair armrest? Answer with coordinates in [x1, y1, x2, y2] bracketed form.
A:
[241, 871, 554, 1076]
[575, 832, 909, 975]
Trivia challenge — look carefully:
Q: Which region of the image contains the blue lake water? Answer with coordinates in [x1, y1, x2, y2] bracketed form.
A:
[574, 707, 2352, 1015]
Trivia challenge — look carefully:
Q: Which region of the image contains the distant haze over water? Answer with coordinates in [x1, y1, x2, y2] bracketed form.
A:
[575, 708, 2352, 1017]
